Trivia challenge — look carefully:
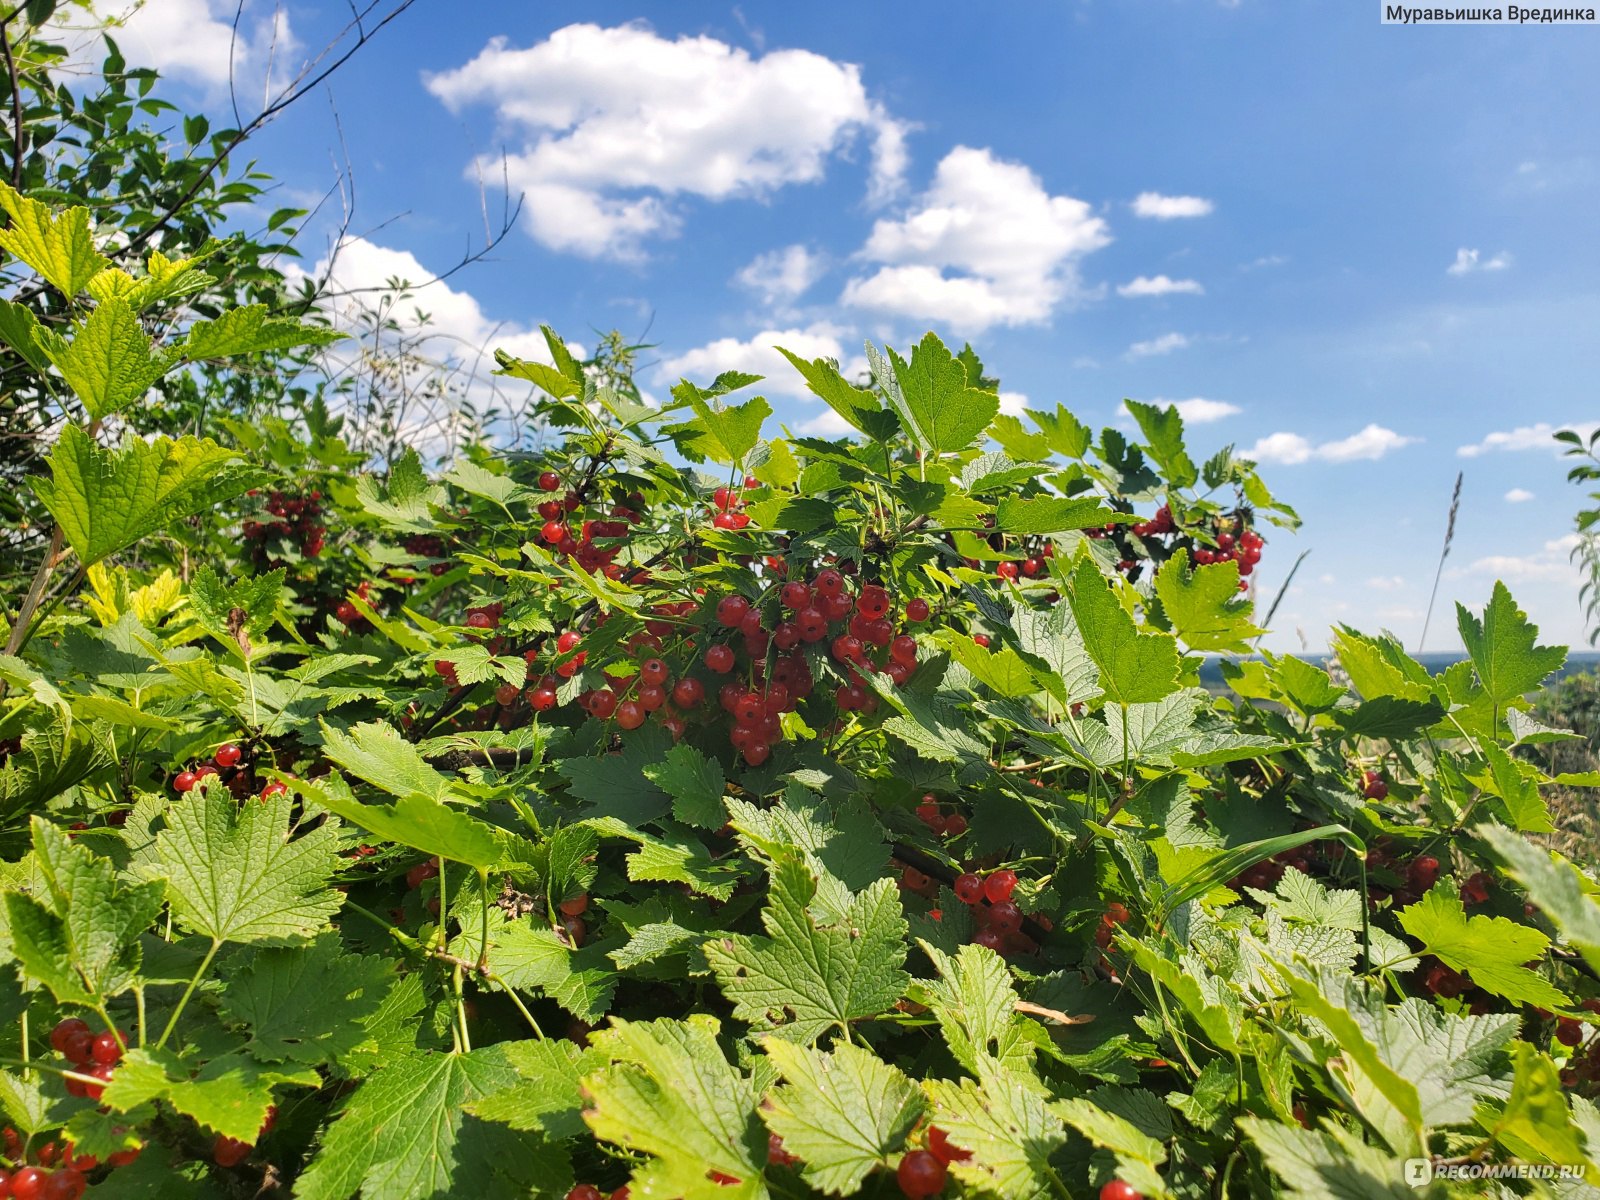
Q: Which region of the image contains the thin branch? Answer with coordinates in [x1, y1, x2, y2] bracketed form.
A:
[1, 10, 25, 189]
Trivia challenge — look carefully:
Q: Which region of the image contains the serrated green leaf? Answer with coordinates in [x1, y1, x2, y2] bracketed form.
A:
[320, 720, 451, 802]
[31, 426, 260, 565]
[925, 1059, 1067, 1200]
[1124, 398, 1199, 488]
[1480, 824, 1600, 974]
[488, 914, 615, 1022]
[152, 785, 342, 944]
[1478, 1042, 1597, 1181]
[292, 1047, 520, 1200]
[354, 447, 442, 532]
[1397, 880, 1567, 1009]
[641, 743, 727, 828]
[102, 1047, 317, 1142]
[930, 628, 1039, 698]
[673, 377, 771, 466]
[187, 564, 283, 656]
[775, 346, 882, 436]
[181, 304, 342, 359]
[33, 296, 177, 418]
[220, 933, 395, 1068]
[1242, 1118, 1424, 1199]
[466, 1039, 597, 1139]
[705, 855, 907, 1044]
[297, 773, 501, 870]
[1456, 581, 1567, 709]
[884, 332, 998, 456]
[0, 182, 110, 295]
[1329, 696, 1445, 740]
[995, 496, 1126, 536]
[919, 942, 1034, 1079]
[761, 1039, 924, 1195]
[0, 298, 51, 372]
[1154, 549, 1262, 652]
[1068, 557, 1181, 706]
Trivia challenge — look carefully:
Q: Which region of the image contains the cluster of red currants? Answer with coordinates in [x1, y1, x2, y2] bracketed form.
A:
[990, 541, 1055, 582]
[399, 533, 450, 580]
[242, 488, 326, 559]
[710, 476, 760, 529]
[1552, 1001, 1600, 1087]
[914, 795, 968, 839]
[536, 473, 644, 578]
[171, 742, 243, 795]
[949, 869, 1039, 956]
[895, 1125, 971, 1196]
[0, 1123, 112, 1200]
[333, 579, 374, 627]
[1190, 524, 1265, 577]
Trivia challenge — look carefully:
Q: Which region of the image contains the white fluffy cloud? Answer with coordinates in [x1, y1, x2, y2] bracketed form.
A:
[1123, 397, 1240, 424]
[1117, 274, 1204, 298]
[1505, 487, 1536, 503]
[52, 0, 293, 89]
[1464, 534, 1581, 582]
[1366, 575, 1406, 591]
[1244, 424, 1419, 465]
[1131, 192, 1214, 219]
[300, 237, 562, 366]
[1447, 247, 1512, 275]
[998, 391, 1028, 416]
[1458, 421, 1599, 457]
[735, 245, 826, 305]
[840, 146, 1110, 333]
[1127, 332, 1190, 358]
[655, 323, 865, 402]
[425, 23, 908, 260]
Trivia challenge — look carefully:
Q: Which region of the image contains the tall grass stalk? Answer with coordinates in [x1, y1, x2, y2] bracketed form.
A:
[1417, 472, 1463, 653]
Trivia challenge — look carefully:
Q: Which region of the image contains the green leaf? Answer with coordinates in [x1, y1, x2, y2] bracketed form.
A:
[1012, 601, 1103, 707]
[4, 818, 163, 1004]
[705, 855, 908, 1044]
[0, 299, 51, 372]
[1329, 696, 1445, 740]
[1242, 1118, 1424, 1199]
[355, 447, 442, 532]
[930, 628, 1039, 698]
[494, 347, 581, 399]
[673, 378, 771, 466]
[885, 332, 999, 456]
[152, 785, 343, 944]
[442, 459, 521, 510]
[1469, 739, 1554, 833]
[556, 724, 673, 824]
[1456, 581, 1566, 709]
[320, 720, 451, 802]
[995, 496, 1126, 536]
[102, 1047, 317, 1142]
[624, 828, 740, 902]
[925, 1059, 1067, 1200]
[761, 1039, 924, 1196]
[488, 915, 616, 1022]
[1479, 824, 1600, 975]
[181, 304, 342, 359]
[466, 1039, 596, 1139]
[187, 565, 283, 656]
[31, 426, 259, 565]
[1124, 398, 1199, 488]
[1478, 1043, 1597, 1180]
[292, 1047, 520, 1200]
[0, 182, 110, 295]
[641, 743, 727, 829]
[1068, 557, 1181, 706]
[1154, 549, 1263, 652]
[297, 773, 501, 870]
[583, 1016, 767, 1200]
[219, 933, 396, 1068]
[775, 346, 882, 436]
[1397, 880, 1567, 1009]
[33, 296, 177, 418]
[919, 942, 1034, 1078]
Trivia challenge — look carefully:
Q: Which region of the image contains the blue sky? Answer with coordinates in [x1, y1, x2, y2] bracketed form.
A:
[94, 1, 1600, 652]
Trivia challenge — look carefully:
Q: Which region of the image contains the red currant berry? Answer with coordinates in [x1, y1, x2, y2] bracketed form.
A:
[588, 690, 619, 720]
[983, 869, 1018, 903]
[213, 1135, 251, 1168]
[560, 894, 590, 917]
[10, 1168, 48, 1200]
[813, 568, 844, 598]
[567, 1187, 604, 1200]
[896, 1149, 948, 1198]
[715, 595, 751, 628]
[49, 1018, 90, 1055]
[214, 743, 242, 768]
[173, 770, 197, 793]
[538, 471, 561, 492]
[890, 635, 918, 666]
[640, 658, 669, 686]
[43, 1169, 86, 1200]
[261, 781, 289, 800]
[780, 582, 812, 610]
[615, 700, 646, 730]
[905, 597, 930, 622]
[541, 520, 568, 545]
[943, 813, 967, 836]
[531, 686, 559, 711]
[672, 677, 705, 708]
[1100, 1182, 1144, 1200]
[90, 1031, 125, 1066]
[954, 873, 984, 904]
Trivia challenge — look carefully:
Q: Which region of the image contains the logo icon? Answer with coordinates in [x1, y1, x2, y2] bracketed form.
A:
[1404, 1159, 1434, 1187]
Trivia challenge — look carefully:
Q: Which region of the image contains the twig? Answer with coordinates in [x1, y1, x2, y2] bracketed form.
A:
[2, 9, 25, 188]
